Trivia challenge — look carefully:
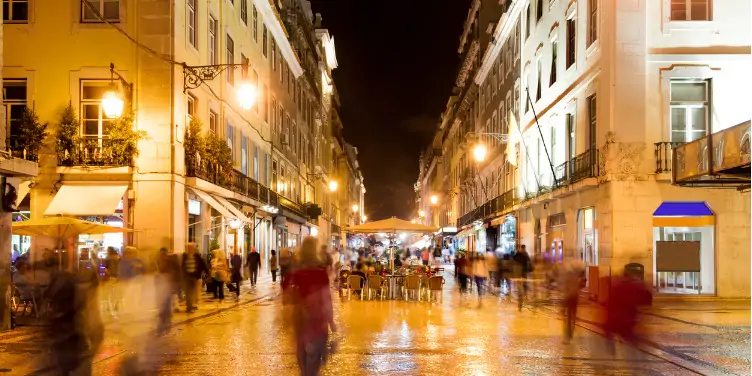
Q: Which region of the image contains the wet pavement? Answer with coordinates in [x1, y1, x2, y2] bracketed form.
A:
[0, 271, 749, 375]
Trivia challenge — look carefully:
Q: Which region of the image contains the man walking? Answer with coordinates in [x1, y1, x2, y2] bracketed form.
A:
[182, 243, 208, 313]
[230, 249, 243, 299]
[246, 247, 261, 288]
[558, 259, 586, 344]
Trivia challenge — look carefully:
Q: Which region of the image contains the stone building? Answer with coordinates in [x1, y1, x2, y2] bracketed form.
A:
[3, 0, 363, 267]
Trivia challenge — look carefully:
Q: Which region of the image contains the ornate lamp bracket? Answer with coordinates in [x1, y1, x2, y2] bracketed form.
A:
[182, 63, 248, 92]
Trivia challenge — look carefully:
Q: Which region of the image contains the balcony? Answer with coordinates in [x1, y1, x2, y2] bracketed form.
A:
[57, 137, 134, 167]
[186, 158, 278, 206]
[8, 137, 40, 163]
[654, 142, 683, 173]
[673, 120, 750, 189]
[554, 148, 599, 186]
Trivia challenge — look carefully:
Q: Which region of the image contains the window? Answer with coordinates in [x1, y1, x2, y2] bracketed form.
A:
[3, 80, 27, 150]
[241, 54, 248, 79]
[566, 18, 576, 69]
[270, 98, 277, 135]
[525, 5, 531, 38]
[550, 126, 557, 166]
[514, 81, 520, 118]
[272, 159, 278, 191]
[588, 94, 597, 149]
[252, 6, 258, 41]
[241, 137, 248, 175]
[227, 124, 236, 163]
[514, 21, 520, 57]
[3, 0, 29, 23]
[186, 0, 197, 48]
[588, 0, 598, 46]
[209, 16, 218, 65]
[536, 59, 543, 101]
[536, 0, 543, 21]
[226, 35, 235, 85]
[263, 84, 269, 122]
[253, 146, 259, 180]
[566, 113, 575, 160]
[262, 24, 268, 57]
[209, 110, 218, 134]
[82, 0, 119, 22]
[500, 103, 507, 134]
[271, 38, 277, 69]
[550, 40, 558, 86]
[240, 0, 247, 24]
[186, 93, 196, 121]
[671, 0, 710, 21]
[670, 80, 709, 143]
[80, 81, 114, 139]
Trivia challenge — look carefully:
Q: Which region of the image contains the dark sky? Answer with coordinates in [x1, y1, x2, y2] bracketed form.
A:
[311, 1, 468, 221]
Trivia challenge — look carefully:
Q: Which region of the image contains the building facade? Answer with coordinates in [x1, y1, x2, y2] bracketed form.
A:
[3, 0, 363, 267]
[419, 0, 751, 298]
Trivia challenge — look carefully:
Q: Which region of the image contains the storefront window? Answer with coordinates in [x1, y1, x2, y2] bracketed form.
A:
[578, 207, 597, 266]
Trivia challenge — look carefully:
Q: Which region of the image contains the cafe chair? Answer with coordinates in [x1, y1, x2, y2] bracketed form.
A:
[13, 283, 41, 318]
[427, 276, 445, 302]
[403, 275, 423, 302]
[346, 275, 366, 301]
[367, 275, 386, 300]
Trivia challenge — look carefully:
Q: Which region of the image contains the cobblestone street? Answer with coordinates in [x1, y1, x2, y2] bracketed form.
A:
[1, 272, 747, 375]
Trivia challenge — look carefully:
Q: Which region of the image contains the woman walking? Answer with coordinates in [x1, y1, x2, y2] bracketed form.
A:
[472, 254, 488, 304]
[269, 250, 279, 283]
[210, 249, 229, 300]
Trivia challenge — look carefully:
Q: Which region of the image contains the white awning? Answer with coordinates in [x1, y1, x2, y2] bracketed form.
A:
[16, 180, 31, 207]
[45, 185, 128, 216]
[187, 187, 238, 221]
[213, 195, 252, 223]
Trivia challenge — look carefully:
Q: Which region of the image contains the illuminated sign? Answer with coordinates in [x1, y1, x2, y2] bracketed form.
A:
[188, 199, 201, 215]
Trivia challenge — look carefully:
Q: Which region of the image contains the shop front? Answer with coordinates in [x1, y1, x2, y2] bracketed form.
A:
[331, 223, 342, 249]
[186, 187, 250, 256]
[577, 207, 597, 266]
[652, 202, 715, 295]
[497, 214, 517, 256]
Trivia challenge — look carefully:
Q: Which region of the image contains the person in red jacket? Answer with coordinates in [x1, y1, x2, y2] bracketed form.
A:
[289, 236, 337, 376]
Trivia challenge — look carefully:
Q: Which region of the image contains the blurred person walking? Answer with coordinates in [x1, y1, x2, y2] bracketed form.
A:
[210, 249, 229, 300]
[157, 247, 182, 334]
[281, 248, 295, 290]
[457, 254, 470, 295]
[472, 254, 488, 304]
[289, 236, 338, 376]
[182, 243, 208, 313]
[512, 245, 533, 310]
[485, 249, 499, 295]
[230, 249, 243, 299]
[605, 271, 652, 354]
[246, 247, 261, 287]
[557, 260, 586, 344]
[269, 249, 279, 283]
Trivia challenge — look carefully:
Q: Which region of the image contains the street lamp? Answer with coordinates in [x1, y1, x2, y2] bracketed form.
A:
[329, 180, 338, 192]
[102, 63, 133, 119]
[430, 195, 439, 205]
[419, 210, 425, 217]
[352, 204, 359, 213]
[182, 61, 251, 92]
[473, 143, 488, 163]
[237, 83, 258, 110]
[361, 215, 367, 222]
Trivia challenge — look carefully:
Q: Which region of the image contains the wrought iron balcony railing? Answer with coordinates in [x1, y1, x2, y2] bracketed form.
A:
[57, 136, 134, 167]
[186, 158, 278, 207]
[554, 148, 599, 185]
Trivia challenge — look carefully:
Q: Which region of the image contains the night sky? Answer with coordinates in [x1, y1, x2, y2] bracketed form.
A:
[311, 1, 468, 220]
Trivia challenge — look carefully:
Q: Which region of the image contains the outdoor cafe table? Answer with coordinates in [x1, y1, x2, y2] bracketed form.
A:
[384, 274, 406, 299]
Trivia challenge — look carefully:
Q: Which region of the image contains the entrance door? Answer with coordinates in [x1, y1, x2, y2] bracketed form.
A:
[656, 229, 703, 294]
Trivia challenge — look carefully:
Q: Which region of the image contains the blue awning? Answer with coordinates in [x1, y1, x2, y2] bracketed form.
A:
[653, 202, 714, 217]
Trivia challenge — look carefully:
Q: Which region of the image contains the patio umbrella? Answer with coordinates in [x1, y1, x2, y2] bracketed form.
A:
[344, 217, 438, 272]
[343, 217, 438, 234]
[12, 216, 132, 242]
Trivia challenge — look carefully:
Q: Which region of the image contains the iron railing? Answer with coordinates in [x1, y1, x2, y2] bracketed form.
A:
[7, 136, 40, 162]
[57, 136, 135, 167]
[554, 148, 599, 185]
[655, 142, 683, 173]
[186, 158, 278, 206]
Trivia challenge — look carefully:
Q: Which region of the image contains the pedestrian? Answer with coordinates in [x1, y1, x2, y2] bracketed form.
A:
[246, 247, 261, 287]
[472, 254, 488, 303]
[269, 249, 279, 283]
[457, 254, 469, 294]
[485, 249, 499, 294]
[289, 236, 338, 376]
[182, 243, 208, 313]
[157, 247, 181, 334]
[421, 248, 430, 266]
[557, 260, 586, 344]
[210, 249, 229, 300]
[605, 271, 652, 354]
[230, 249, 243, 299]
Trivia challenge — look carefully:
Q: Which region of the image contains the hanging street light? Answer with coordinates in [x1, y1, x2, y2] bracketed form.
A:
[352, 204, 359, 213]
[430, 195, 439, 205]
[237, 83, 258, 110]
[102, 63, 133, 119]
[473, 143, 488, 163]
[329, 180, 338, 192]
[419, 210, 425, 217]
[361, 215, 367, 222]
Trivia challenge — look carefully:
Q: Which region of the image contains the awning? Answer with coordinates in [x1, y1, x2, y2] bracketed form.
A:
[652, 201, 715, 227]
[187, 187, 238, 221]
[456, 227, 474, 238]
[15, 180, 31, 207]
[45, 185, 127, 216]
[213, 195, 252, 223]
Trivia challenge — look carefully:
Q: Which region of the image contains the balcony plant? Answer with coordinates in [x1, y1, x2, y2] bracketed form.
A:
[18, 107, 49, 162]
[204, 131, 233, 186]
[107, 110, 147, 166]
[56, 104, 81, 166]
[184, 118, 206, 173]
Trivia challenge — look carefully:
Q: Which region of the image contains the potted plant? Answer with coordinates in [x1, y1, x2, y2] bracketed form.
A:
[185, 118, 206, 173]
[56, 104, 80, 166]
[18, 107, 49, 162]
[204, 132, 233, 186]
[107, 110, 147, 166]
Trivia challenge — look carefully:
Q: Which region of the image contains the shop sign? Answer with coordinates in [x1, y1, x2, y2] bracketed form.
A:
[188, 199, 201, 215]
